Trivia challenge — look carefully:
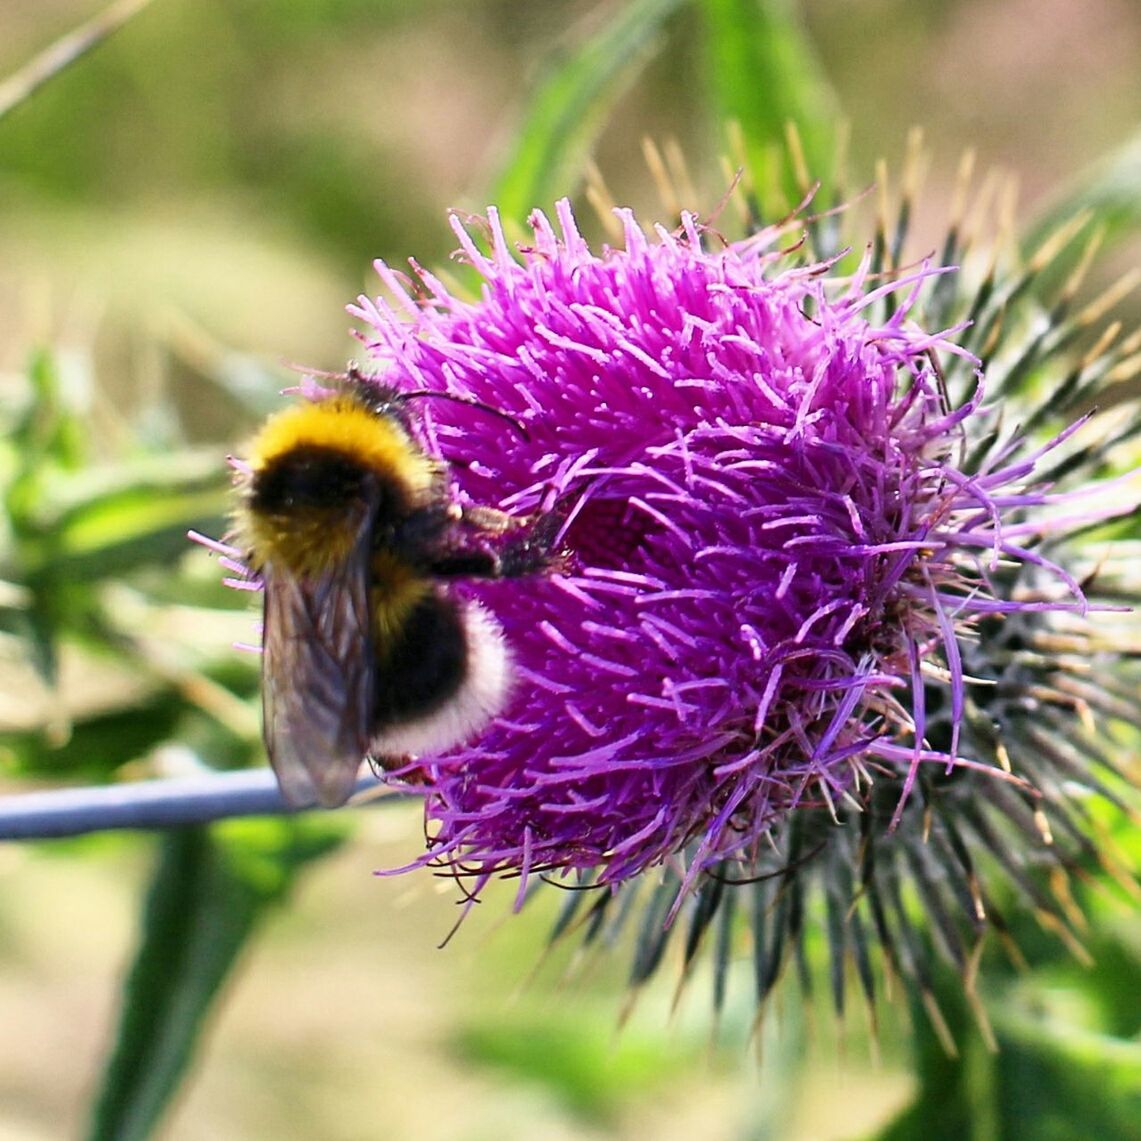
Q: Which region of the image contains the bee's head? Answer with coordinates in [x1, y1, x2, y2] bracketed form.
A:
[343, 363, 531, 441]
[239, 390, 438, 576]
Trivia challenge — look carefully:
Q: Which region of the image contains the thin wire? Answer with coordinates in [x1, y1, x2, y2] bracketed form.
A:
[0, 770, 400, 841]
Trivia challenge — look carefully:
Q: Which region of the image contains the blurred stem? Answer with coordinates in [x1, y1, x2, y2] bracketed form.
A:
[0, 770, 397, 840]
[0, 0, 156, 120]
[88, 819, 347, 1141]
[699, 0, 838, 208]
[489, 0, 686, 222]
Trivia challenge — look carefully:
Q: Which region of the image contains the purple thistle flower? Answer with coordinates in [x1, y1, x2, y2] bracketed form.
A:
[348, 197, 1135, 927]
[198, 140, 1141, 1036]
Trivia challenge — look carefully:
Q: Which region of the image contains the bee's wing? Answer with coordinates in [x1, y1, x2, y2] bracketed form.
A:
[260, 534, 375, 808]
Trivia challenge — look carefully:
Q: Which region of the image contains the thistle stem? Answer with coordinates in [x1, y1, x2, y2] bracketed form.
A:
[0, 0, 156, 121]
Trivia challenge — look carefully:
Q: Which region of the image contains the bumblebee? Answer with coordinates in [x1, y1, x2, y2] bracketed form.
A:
[234, 370, 560, 808]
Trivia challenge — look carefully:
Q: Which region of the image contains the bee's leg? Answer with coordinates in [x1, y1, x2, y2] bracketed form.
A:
[431, 507, 568, 580]
[495, 508, 570, 577]
[455, 504, 529, 535]
[405, 503, 531, 552]
[428, 549, 498, 578]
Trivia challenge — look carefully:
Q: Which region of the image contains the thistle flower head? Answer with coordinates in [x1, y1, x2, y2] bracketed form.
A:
[351, 196, 1135, 915]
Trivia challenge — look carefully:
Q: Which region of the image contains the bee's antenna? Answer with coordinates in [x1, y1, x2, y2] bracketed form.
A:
[333, 362, 530, 440]
[399, 389, 531, 441]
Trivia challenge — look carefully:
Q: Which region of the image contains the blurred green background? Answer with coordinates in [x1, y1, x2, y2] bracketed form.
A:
[0, 2, 1139, 1139]
[2, 0, 1138, 393]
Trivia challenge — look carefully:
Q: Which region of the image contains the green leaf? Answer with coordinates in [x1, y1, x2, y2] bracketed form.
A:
[878, 944, 1141, 1141]
[490, 0, 687, 223]
[86, 819, 346, 1141]
[992, 999, 1141, 1141]
[51, 467, 229, 580]
[1027, 127, 1141, 251]
[698, 0, 838, 207]
[4, 350, 88, 540]
[455, 1008, 691, 1122]
[3, 693, 183, 779]
[876, 987, 983, 1141]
